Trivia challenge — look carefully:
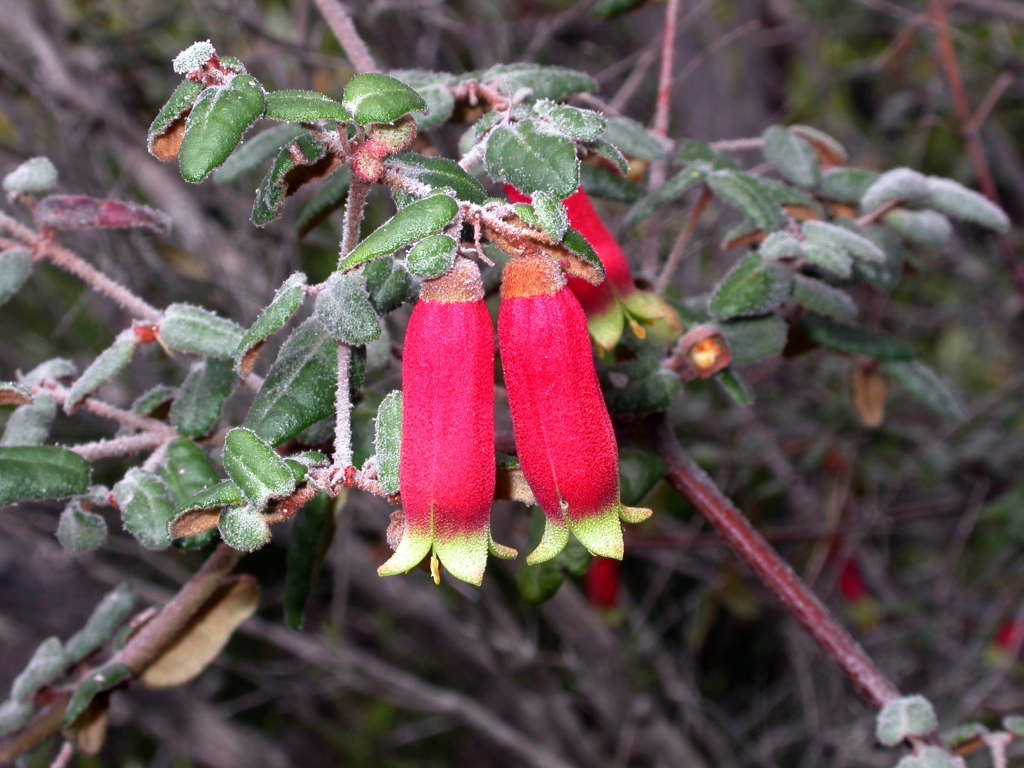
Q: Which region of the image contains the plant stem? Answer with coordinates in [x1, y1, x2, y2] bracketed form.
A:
[71, 432, 170, 461]
[332, 342, 353, 474]
[652, 416, 902, 709]
[648, 0, 681, 190]
[311, 0, 377, 74]
[655, 187, 711, 295]
[338, 179, 368, 268]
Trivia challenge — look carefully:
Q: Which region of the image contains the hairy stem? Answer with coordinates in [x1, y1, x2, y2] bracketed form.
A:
[338, 179, 368, 267]
[332, 343, 353, 475]
[655, 186, 711, 295]
[648, 0, 681, 190]
[311, 0, 377, 74]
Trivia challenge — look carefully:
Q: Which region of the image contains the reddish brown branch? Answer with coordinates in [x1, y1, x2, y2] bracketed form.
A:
[310, 0, 377, 74]
[652, 416, 902, 709]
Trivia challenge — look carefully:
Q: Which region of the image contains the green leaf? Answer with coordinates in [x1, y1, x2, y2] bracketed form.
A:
[925, 176, 1009, 232]
[339, 193, 459, 271]
[234, 272, 307, 376]
[0, 699, 33, 738]
[170, 358, 235, 438]
[882, 360, 964, 424]
[591, 0, 647, 19]
[580, 163, 640, 203]
[64, 330, 136, 412]
[478, 63, 596, 101]
[759, 232, 804, 260]
[131, 385, 177, 417]
[252, 132, 330, 227]
[113, 468, 176, 550]
[343, 73, 427, 125]
[678, 140, 737, 170]
[223, 427, 296, 511]
[853, 227, 906, 292]
[706, 170, 787, 233]
[384, 152, 487, 204]
[619, 447, 666, 506]
[600, 359, 681, 415]
[818, 167, 879, 203]
[895, 747, 957, 768]
[20, 358, 77, 388]
[218, 505, 271, 551]
[587, 138, 630, 176]
[940, 722, 988, 748]
[801, 313, 914, 360]
[364, 257, 411, 316]
[2, 157, 58, 195]
[717, 314, 788, 366]
[374, 391, 402, 495]
[803, 220, 885, 263]
[159, 438, 222, 506]
[265, 90, 349, 122]
[0, 381, 31, 407]
[485, 120, 580, 200]
[708, 254, 793, 320]
[284, 493, 333, 630]
[160, 304, 245, 359]
[64, 583, 136, 665]
[875, 694, 938, 747]
[10, 637, 66, 702]
[802, 243, 853, 279]
[1003, 714, 1024, 738]
[147, 80, 205, 158]
[716, 368, 755, 405]
[762, 126, 819, 188]
[0, 446, 90, 506]
[243, 318, 338, 446]
[623, 166, 705, 228]
[602, 116, 667, 161]
[0, 248, 32, 309]
[882, 208, 952, 247]
[406, 234, 457, 279]
[296, 167, 350, 237]
[56, 499, 108, 552]
[534, 100, 606, 141]
[532, 190, 569, 241]
[213, 123, 304, 184]
[1, 394, 55, 447]
[314, 271, 381, 345]
[792, 274, 857, 321]
[860, 167, 928, 213]
[516, 508, 564, 605]
[561, 228, 605, 281]
[62, 662, 131, 728]
[179, 75, 267, 183]
[388, 70, 455, 130]
[173, 480, 244, 517]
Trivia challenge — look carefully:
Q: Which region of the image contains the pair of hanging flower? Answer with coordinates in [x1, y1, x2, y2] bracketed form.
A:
[379, 189, 667, 586]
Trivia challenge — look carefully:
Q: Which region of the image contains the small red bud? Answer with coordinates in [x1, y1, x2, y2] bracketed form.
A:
[133, 325, 158, 345]
[585, 556, 620, 609]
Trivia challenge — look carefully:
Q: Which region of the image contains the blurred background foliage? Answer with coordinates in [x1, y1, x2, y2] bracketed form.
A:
[2, 0, 1024, 766]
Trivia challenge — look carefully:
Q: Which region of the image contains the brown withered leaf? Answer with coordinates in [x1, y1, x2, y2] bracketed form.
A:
[150, 116, 187, 162]
[0, 384, 32, 406]
[67, 700, 110, 757]
[850, 367, 887, 429]
[139, 575, 259, 689]
[35, 196, 172, 235]
[722, 230, 765, 251]
[782, 204, 823, 223]
[168, 507, 222, 540]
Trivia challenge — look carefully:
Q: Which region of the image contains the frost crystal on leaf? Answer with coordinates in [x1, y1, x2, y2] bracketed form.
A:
[173, 41, 216, 75]
[3, 157, 58, 196]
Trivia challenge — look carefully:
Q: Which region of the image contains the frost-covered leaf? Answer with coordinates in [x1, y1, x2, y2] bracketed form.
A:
[56, 500, 107, 552]
[131, 385, 177, 418]
[34, 196, 171, 235]
[252, 132, 337, 227]
[716, 368, 755, 405]
[882, 208, 952, 247]
[340, 193, 459, 271]
[3, 156, 58, 195]
[0, 248, 33, 308]
[140, 575, 259, 687]
[148, 80, 205, 162]
[388, 70, 454, 130]
[384, 153, 487, 204]
[882, 360, 965, 424]
[587, 138, 630, 177]
[895, 747, 958, 768]
[788, 125, 848, 166]
[708, 254, 793, 320]
[364, 257, 410, 316]
[160, 438, 221, 510]
[623, 165, 706, 228]
[802, 243, 853, 279]
[284, 493, 333, 630]
[1002, 714, 1024, 737]
[534, 100, 606, 142]
[265, 90, 349, 122]
[762, 126, 819, 188]
[314, 271, 381, 345]
[801, 313, 914, 360]
[759, 232, 804, 260]
[20, 358, 77, 388]
[219, 505, 271, 551]
[925, 176, 1009, 232]
[296, 167, 350, 236]
[10, 637, 66, 701]
[860, 168, 928, 212]
[0, 446, 90, 506]
[179, 75, 267, 183]
[62, 662, 131, 728]
[214, 123, 304, 184]
[170, 358, 235, 437]
[792, 274, 858, 321]
[406, 234, 457, 279]
[222, 427, 295, 512]
[478, 63, 596, 101]
[532, 189, 569, 241]
[485, 120, 579, 200]
[0, 381, 31, 407]
[818, 167, 879, 203]
[113, 468, 176, 550]
[243, 318, 337, 447]
[343, 73, 426, 125]
[804, 220, 885, 263]
[854, 228, 906, 292]
[169, 480, 243, 541]
[1, 393, 55, 446]
[374, 391, 402, 495]
[940, 722, 988, 748]
[580, 163, 640, 203]
[706, 170, 787, 233]
[0, 699, 33, 738]
[718, 314, 788, 366]
[602, 116, 667, 161]
[876, 695, 939, 746]
[64, 583, 135, 665]
[159, 303, 245, 359]
[172, 41, 216, 74]
[556, 228, 605, 284]
[64, 329, 136, 412]
[235, 272, 307, 376]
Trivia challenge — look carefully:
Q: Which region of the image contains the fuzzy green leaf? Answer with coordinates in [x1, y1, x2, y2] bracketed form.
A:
[0, 248, 33, 308]
[600, 360, 681, 415]
[252, 132, 329, 227]
[718, 314, 788, 366]
[64, 583, 136, 665]
[623, 165, 705, 228]
[532, 189, 569, 241]
[131, 385, 177, 417]
[619, 447, 666, 506]
[223, 427, 296, 511]
[876, 695, 938, 747]
[802, 243, 853, 279]
[383, 153, 487, 204]
[534, 100, 606, 141]
[62, 662, 131, 728]
[485, 120, 580, 200]
[20, 358, 77, 388]
[234, 272, 307, 375]
[803, 220, 885, 263]
[792, 274, 857, 321]
[10, 637, 66, 702]
[159, 438, 222, 506]
[818, 167, 879, 203]
[895, 746, 957, 768]
[364, 258, 410, 316]
[179, 75, 267, 183]
[173, 480, 244, 517]
[602, 116, 667, 161]
[801, 313, 914, 360]
[561, 228, 605, 281]
[284, 493, 333, 630]
[56, 500, 108, 553]
[859, 167, 928, 213]
[759, 232, 804, 260]
[406, 234, 457, 279]
[716, 368, 755, 406]
[0, 700, 32, 739]
[882, 208, 952, 247]
[925, 176, 1009, 232]
[64, 330, 136, 413]
[0, 446, 90, 506]
[339, 194, 459, 271]
[706, 170, 787, 233]
[265, 90, 349, 122]
[314, 271, 381, 345]
[580, 163, 640, 203]
[160, 303, 245, 359]
[374, 391, 402, 495]
[214, 123, 305, 184]
[882, 360, 964, 424]
[388, 70, 455, 130]
[113, 468, 176, 550]
[2, 157, 58, 195]
[708, 254, 793, 320]
[478, 63, 596, 101]
[343, 73, 427, 125]
[218, 505, 271, 551]
[762, 126, 819, 188]
[1, 394, 55, 447]
[170, 358, 235, 438]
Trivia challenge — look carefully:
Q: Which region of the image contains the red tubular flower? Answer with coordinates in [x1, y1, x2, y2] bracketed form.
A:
[379, 259, 508, 585]
[505, 185, 681, 351]
[585, 556, 621, 609]
[499, 253, 651, 563]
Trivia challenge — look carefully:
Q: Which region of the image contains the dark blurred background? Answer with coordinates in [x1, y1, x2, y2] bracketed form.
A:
[2, 0, 1024, 766]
